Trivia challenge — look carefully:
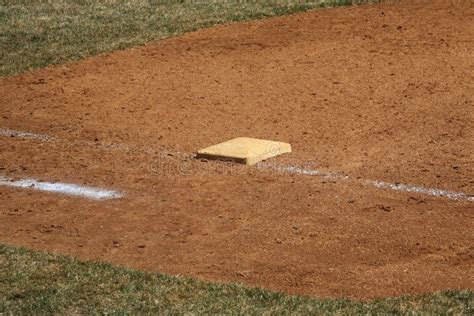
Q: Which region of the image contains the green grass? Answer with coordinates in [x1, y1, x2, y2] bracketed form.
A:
[0, 244, 472, 314]
[0, 0, 369, 77]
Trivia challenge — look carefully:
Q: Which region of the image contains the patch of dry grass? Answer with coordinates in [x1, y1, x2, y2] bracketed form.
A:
[1, 244, 472, 314]
[0, 0, 367, 76]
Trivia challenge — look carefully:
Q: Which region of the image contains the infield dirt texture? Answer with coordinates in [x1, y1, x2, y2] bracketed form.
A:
[0, 0, 472, 299]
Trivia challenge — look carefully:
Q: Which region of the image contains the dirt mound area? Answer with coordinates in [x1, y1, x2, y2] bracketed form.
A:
[0, 0, 473, 298]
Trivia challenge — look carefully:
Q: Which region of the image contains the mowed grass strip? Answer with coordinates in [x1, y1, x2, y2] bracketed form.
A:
[0, 244, 472, 314]
[0, 0, 377, 77]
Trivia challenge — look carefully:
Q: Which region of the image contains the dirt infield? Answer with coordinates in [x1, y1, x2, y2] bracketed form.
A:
[0, 0, 473, 299]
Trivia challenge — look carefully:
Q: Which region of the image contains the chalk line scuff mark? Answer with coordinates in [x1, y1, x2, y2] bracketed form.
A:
[366, 180, 474, 202]
[270, 164, 473, 202]
[0, 175, 123, 200]
[0, 128, 55, 141]
[258, 163, 349, 180]
[0, 127, 188, 158]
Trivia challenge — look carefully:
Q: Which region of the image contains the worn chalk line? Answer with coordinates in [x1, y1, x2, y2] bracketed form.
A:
[0, 128, 55, 141]
[1, 128, 473, 202]
[366, 179, 473, 202]
[0, 128, 123, 200]
[0, 175, 122, 200]
[262, 164, 473, 202]
[0, 128, 186, 158]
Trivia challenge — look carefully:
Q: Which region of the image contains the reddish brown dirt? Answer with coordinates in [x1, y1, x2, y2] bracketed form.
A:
[0, 0, 473, 299]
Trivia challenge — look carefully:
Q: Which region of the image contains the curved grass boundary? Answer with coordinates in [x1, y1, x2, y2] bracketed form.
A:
[0, 0, 379, 77]
[0, 244, 472, 314]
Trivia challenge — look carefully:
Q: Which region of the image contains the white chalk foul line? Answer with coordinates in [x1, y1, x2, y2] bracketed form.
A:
[0, 128, 55, 141]
[0, 127, 187, 158]
[366, 180, 474, 202]
[0, 175, 122, 200]
[262, 164, 349, 180]
[264, 164, 473, 202]
[1, 128, 473, 202]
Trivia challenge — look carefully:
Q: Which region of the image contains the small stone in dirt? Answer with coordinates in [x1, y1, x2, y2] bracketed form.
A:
[379, 205, 392, 212]
[236, 270, 252, 278]
[137, 245, 146, 248]
[409, 196, 426, 204]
